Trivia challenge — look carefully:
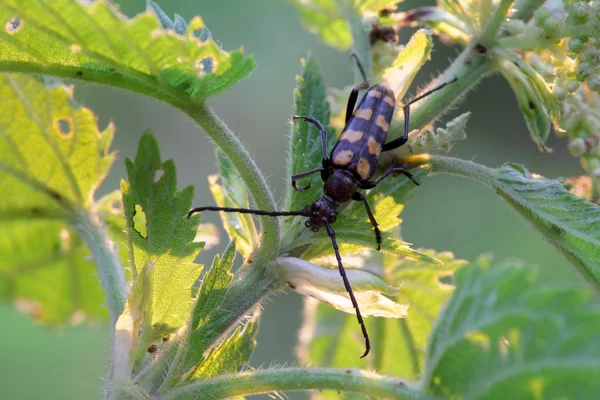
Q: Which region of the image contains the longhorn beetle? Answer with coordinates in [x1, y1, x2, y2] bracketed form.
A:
[188, 57, 456, 358]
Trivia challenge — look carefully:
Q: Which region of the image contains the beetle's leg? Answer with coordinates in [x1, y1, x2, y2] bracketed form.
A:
[292, 116, 332, 185]
[382, 77, 458, 152]
[351, 192, 381, 250]
[291, 167, 323, 191]
[345, 81, 369, 125]
[324, 221, 371, 358]
[359, 166, 420, 189]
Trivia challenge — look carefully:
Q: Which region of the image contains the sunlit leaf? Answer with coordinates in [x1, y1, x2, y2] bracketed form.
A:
[0, 0, 255, 102]
[424, 258, 600, 399]
[191, 309, 259, 379]
[121, 132, 204, 353]
[374, 250, 467, 379]
[380, 30, 432, 102]
[0, 74, 115, 324]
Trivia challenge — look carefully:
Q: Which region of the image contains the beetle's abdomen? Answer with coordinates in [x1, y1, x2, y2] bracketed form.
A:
[331, 84, 395, 182]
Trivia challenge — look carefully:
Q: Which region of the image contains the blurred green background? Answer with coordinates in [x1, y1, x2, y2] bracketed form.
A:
[0, 1, 587, 399]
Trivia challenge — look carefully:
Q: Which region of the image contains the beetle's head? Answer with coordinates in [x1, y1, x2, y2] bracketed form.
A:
[302, 198, 337, 231]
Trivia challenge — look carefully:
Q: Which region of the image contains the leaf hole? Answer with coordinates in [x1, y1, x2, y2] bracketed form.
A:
[5, 17, 21, 33]
[133, 204, 147, 238]
[70, 44, 82, 54]
[196, 57, 216, 75]
[437, 273, 454, 288]
[55, 118, 73, 137]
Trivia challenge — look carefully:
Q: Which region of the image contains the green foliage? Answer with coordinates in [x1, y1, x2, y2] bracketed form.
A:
[425, 257, 600, 399]
[0, 0, 255, 103]
[121, 132, 203, 347]
[0, 74, 114, 324]
[494, 164, 600, 286]
[431, 159, 600, 288]
[1, 0, 600, 399]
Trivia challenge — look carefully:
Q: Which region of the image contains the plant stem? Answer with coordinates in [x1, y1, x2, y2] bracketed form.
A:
[403, 154, 495, 184]
[480, 0, 514, 44]
[159, 367, 436, 400]
[185, 103, 280, 268]
[72, 209, 126, 325]
[513, 0, 546, 22]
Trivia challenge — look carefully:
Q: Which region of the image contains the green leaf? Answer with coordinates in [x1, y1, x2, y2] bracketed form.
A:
[497, 57, 552, 152]
[121, 132, 204, 348]
[159, 241, 239, 390]
[191, 309, 259, 379]
[0, 74, 116, 324]
[285, 57, 336, 214]
[397, 112, 470, 156]
[424, 258, 600, 399]
[0, 0, 255, 103]
[375, 250, 467, 379]
[428, 157, 600, 289]
[208, 149, 258, 258]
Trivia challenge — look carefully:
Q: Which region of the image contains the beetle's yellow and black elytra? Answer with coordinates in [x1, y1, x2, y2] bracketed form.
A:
[331, 84, 394, 181]
[188, 56, 457, 359]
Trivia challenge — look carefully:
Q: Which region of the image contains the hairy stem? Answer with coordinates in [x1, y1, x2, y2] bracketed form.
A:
[72, 209, 126, 325]
[160, 367, 435, 400]
[183, 103, 280, 268]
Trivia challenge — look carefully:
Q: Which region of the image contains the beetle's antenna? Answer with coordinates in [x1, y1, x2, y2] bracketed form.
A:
[187, 206, 307, 219]
[325, 222, 370, 358]
[350, 53, 368, 84]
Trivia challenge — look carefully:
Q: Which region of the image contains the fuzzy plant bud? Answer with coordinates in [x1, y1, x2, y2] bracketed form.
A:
[569, 37, 584, 52]
[553, 85, 566, 100]
[566, 80, 580, 93]
[506, 19, 525, 35]
[569, 138, 587, 157]
[570, 2, 590, 20]
[534, 7, 551, 26]
[587, 74, 600, 91]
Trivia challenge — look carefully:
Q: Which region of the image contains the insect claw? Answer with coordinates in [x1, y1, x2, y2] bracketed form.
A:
[293, 180, 310, 191]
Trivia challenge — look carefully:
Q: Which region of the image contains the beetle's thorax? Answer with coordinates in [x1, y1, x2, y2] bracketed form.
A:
[323, 168, 358, 203]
